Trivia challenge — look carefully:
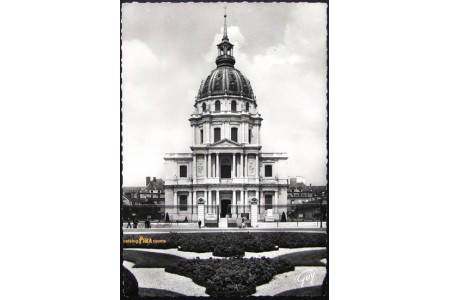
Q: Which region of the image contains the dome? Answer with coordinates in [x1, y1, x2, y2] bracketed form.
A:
[198, 66, 255, 100]
[197, 13, 255, 101]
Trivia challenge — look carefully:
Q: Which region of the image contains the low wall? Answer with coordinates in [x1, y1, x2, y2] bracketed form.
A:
[122, 222, 199, 229]
[256, 221, 327, 228]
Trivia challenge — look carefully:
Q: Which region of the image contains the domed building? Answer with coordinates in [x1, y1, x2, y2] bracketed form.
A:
[163, 14, 288, 227]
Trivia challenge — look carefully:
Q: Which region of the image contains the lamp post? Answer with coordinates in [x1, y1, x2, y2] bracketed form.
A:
[320, 191, 325, 229]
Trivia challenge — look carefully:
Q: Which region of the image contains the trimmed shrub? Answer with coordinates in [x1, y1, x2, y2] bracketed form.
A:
[121, 266, 138, 298]
[166, 257, 294, 296]
[281, 211, 287, 222]
[165, 213, 170, 222]
[213, 244, 245, 257]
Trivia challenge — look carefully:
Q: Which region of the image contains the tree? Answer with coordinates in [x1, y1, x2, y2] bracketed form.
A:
[281, 211, 287, 222]
[121, 266, 138, 298]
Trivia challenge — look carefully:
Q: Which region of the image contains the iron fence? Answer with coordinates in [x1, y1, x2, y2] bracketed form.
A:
[122, 202, 327, 223]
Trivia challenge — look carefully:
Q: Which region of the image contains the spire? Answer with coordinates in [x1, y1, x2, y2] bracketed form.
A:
[216, 7, 235, 67]
[223, 6, 228, 41]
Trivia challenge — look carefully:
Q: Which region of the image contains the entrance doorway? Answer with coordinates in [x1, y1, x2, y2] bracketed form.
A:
[220, 199, 231, 218]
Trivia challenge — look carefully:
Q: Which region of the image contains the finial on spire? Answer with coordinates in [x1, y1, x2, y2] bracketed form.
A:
[223, 6, 228, 40]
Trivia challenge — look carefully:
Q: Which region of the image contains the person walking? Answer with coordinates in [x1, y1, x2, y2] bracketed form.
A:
[126, 218, 132, 228]
[133, 218, 139, 228]
[198, 220, 202, 229]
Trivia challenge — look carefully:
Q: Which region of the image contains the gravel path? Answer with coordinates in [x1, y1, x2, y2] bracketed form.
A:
[125, 247, 326, 260]
[244, 247, 327, 258]
[254, 266, 327, 296]
[123, 260, 208, 297]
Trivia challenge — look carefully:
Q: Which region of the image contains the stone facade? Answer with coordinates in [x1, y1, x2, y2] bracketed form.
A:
[163, 15, 289, 222]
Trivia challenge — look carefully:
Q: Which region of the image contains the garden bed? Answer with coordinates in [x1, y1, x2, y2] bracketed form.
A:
[165, 257, 294, 296]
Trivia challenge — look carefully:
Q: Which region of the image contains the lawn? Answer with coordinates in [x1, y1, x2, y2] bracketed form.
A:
[275, 285, 324, 296]
[277, 248, 327, 266]
[123, 250, 185, 268]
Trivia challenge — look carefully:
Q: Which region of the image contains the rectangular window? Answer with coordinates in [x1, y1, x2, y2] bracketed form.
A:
[248, 129, 252, 143]
[179, 195, 188, 211]
[179, 165, 187, 178]
[265, 194, 273, 210]
[231, 128, 238, 142]
[200, 129, 203, 144]
[214, 128, 221, 142]
[265, 165, 272, 177]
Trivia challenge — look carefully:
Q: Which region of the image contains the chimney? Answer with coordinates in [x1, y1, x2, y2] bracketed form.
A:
[153, 177, 156, 182]
[146, 177, 151, 186]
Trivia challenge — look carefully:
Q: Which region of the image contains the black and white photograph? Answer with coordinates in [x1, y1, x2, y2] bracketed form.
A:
[121, 1, 328, 298]
[4, 1, 450, 300]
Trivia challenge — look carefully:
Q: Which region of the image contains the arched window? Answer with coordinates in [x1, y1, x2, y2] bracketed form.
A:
[231, 100, 237, 112]
[246, 103, 250, 112]
[215, 101, 221, 112]
[202, 103, 206, 112]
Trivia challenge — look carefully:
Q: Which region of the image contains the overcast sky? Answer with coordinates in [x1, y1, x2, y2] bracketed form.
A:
[122, 2, 328, 187]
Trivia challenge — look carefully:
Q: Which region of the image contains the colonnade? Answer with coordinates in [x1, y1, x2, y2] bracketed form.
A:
[192, 152, 259, 179]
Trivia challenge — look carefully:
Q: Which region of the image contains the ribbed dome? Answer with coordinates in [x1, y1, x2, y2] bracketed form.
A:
[198, 66, 255, 99]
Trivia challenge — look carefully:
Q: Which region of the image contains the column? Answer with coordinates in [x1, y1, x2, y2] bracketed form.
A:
[241, 153, 245, 178]
[250, 198, 258, 227]
[232, 153, 235, 178]
[244, 154, 248, 178]
[274, 190, 278, 214]
[221, 122, 225, 140]
[193, 191, 197, 205]
[240, 122, 244, 143]
[237, 154, 241, 177]
[189, 191, 193, 214]
[206, 122, 210, 143]
[192, 126, 195, 145]
[205, 154, 208, 177]
[174, 191, 178, 213]
[255, 155, 259, 178]
[232, 190, 237, 217]
[216, 153, 220, 178]
[258, 125, 261, 145]
[208, 153, 212, 178]
[193, 154, 197, 179]
[197, 198, 205, 225]
[208, 190, 212, 214]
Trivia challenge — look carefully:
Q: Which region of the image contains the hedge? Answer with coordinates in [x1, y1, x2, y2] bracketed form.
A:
[165, 257, 294, 296]
[121, 266, 139, 298]
[123, 232, 326, 255]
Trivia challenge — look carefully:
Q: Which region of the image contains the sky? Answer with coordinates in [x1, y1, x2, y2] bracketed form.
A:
[122, 2, 328, 187]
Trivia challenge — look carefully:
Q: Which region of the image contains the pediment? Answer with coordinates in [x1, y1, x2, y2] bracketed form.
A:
[211, 138, 241, 148]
